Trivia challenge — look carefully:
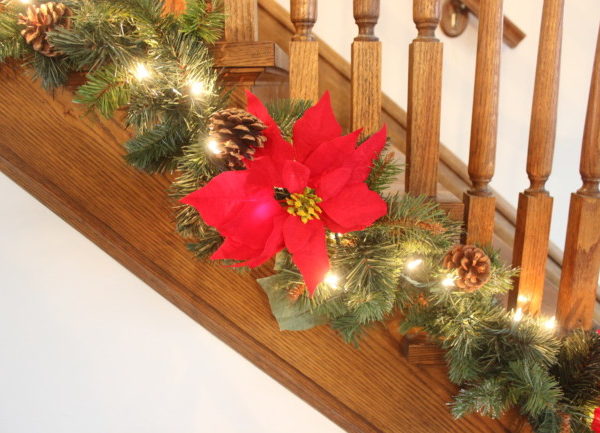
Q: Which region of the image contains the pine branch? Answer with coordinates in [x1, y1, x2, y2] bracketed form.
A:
[74, 66, 130, 118]
[180, 0, 225, 43]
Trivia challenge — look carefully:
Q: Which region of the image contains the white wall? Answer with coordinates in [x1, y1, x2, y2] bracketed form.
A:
[0, 173, 343, 433]
[274, 0, 600, 249]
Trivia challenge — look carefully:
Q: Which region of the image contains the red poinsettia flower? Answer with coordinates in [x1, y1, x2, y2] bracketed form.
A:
[182, 91, 387, 293]
[592, 407, 600, 432]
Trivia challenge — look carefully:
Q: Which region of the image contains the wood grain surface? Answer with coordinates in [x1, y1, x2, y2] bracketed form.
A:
[289, 0, 319, 101]
[556, 27, 600, 331]
[463, 0, 503, 246]
[0, 69, 516, 433]
[405, 0, 443, 197]
[508, 0, 564, 316]
[351, 0, 381, 135]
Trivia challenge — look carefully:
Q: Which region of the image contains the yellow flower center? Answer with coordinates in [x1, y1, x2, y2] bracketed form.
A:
[285, 187, 323, 224]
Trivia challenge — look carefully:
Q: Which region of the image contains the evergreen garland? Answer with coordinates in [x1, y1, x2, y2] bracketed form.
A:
[1, 2, 599, 432]
[0, 0, 225, 171]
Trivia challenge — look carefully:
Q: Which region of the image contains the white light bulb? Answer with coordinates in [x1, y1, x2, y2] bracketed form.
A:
[517, 295, 529, 304]
[441, 276, 455, 288]
[324, 272, 340, 288]
[207, 139, 221, 155]
[189, 81, 205, 96]
[543, 316, 557, 331]
[405, 258, 423, 271]
[133, 63, 151, 81]
[513, 307, 523, 323]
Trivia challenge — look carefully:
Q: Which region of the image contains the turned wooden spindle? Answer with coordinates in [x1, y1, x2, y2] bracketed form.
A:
[463, 0, 503, 245]
[224, 0, 258, 42]
[289, 0, 319, 101]
[351, 0, 381, 135]
[508, 0, 565, 316]
[405, 0, 442, 197]
[556, 26, 600, 331]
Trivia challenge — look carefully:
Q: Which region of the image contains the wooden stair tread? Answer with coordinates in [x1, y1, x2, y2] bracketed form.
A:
[0, 65, 516, 432]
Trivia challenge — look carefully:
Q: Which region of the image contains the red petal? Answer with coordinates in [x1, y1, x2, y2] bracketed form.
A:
[245, 91, 294, 164]
[314, 167, 352, 200]
[212, 237, 260, 261]
[283, 214, 316, 253]
[181, 170, 253, 229]
[237, 214, 286, 267]
[292, 92, 343, 162]
[182, 169, 282, 244]
[303, 130, 362, 177]
[281, 160, 310, 193]
[283, 218, 329, 294]
[350, 125, 387, 182]
[321, 182, 387, 232]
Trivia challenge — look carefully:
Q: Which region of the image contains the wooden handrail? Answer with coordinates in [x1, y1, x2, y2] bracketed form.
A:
[508, 0, 565, 316]
[440, 0, 526, 48]
[351, 0, 381, 135]
[405, 0, 443, 197]
[463, 0, 503, 245]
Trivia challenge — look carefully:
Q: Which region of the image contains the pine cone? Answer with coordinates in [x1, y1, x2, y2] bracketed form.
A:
[18, 2, 72, 57]
[443, 245, 491, 292]
[209, 108, 267, 170]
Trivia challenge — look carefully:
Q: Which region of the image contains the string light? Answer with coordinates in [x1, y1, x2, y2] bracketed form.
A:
[207, 139, 221, 154]
[441, 275, 455, 288]
[405, 258, 423, 271]
[517, 295, 529, 304]
[513, 307, 524, 323]
[20, 0, 31, 3]
[189, 80, 205, 97]
[324, 272, 340, 288]
[543, 316, 557, 331]
[133, 63, 151, 81]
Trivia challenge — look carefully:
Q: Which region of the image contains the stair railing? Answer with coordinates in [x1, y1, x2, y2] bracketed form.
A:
[283, 0, 600, 336]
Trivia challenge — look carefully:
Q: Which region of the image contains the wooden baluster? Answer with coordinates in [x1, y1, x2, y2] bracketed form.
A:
[224, 0, 258, 41]
[556, 27, 600, 331]
[351, 0, 381, 136]
[507, 0, 565, 316]
[289, 0, 319, 101]
[405, 0, 443, 197]
[463, 0, 503, 245]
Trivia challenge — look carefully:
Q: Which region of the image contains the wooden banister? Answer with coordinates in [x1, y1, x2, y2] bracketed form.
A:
[556, 26, 600, 331]
[289, 0, 319, 101]
[463, 0, 503, 245]
[351, 0, 381, 135]
[448, 0, 526, 48]
[405, 0, 443, 197]
[508, 0, 565, 316]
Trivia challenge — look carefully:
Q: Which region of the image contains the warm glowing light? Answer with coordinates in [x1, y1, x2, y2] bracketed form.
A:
[517, 295, 529, 304]
[133, 63, 151, 81]
[324, 272, 340, 288]
[405, 258, 423, 271]
[513, 307, 524, 322]
[20, 0, 31, 4]
[189, 80, 205, 96]
[543, 316, 557, 331]
[441, 275, 455, 288]
[207, 139, 221, 154]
